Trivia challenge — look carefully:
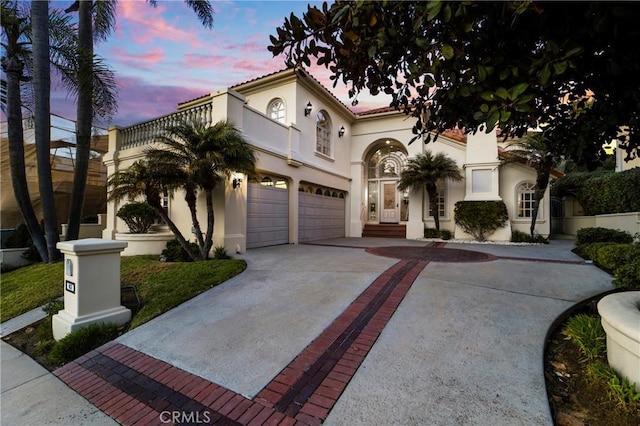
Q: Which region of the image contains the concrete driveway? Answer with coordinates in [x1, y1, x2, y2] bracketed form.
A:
[49, 239, 612, 425]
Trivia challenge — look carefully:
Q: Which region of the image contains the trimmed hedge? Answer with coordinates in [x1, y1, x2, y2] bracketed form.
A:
[575, 227, 633, 247]
[595, 244, 640, 273]
[454, 200, 508, 241]
[116, 202, 159, 234]
[49, 323, 120, 365]
[552, 168, 640, 215]
[613, 258, 640, 289]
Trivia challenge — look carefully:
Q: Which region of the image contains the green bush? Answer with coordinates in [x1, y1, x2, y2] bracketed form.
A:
[454, 201, 508, 241]
[116, 202, 158, 234]
[213, 245, 231, 260]
[161, 240, 199, 262]
[81, 215, 99, 224]
[576, 227, 633, 247]
[552, 168, 640, 215]
[511, 229, 549, 243]
[612, 258, 640, 289]
[562, 314, 606, 360]
[439, 229, 453, 240]
[594, 244, 640, 273]
[4, 224, 42, 263]
[581, 242, 616, 260]
[424, 228, 440, 238]
[49, 323, 120, 365]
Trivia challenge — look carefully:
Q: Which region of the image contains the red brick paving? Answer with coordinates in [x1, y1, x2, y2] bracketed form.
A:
[54, 254, 429, 425]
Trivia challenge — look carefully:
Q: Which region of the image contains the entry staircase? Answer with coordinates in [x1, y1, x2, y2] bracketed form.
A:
[362, 223, 406, 238]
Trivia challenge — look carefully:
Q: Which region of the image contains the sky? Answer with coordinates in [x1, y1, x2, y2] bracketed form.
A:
[42, 0, 392, 128]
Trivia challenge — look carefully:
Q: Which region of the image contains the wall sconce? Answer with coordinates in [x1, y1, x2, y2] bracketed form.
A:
[232, 172, 243, 189]
[304, 101, 312, 116]
[338, 126, 345, 138]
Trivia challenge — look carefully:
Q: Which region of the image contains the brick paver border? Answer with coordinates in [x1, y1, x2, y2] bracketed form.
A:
[55, 257, 429, 425]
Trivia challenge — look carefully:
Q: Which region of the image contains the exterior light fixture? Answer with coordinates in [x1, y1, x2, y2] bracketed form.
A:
[338, 126, 345, 138]
[232, 172, 243, 189]
[304, 101, 312, 116]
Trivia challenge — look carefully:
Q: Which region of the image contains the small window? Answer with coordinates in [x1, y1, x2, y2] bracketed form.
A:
[517, 182, 537, 218]
[332, 192, 338, 198]
[339, 193, 345, 199]
[261, 177, 274, 187]
[275, 179, 287, 189]
[268, 99, 285, 123]
[316, 110, 332, 156]
[315, 188, 323, 195]
[306, 186, 313, 193]
[427, 185, 446, 218]
[324, 189, 331, 196]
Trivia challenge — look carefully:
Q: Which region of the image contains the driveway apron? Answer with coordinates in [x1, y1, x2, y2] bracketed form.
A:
[53, 239, 613, 425]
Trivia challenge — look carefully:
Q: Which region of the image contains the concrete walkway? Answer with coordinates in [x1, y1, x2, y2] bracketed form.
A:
[2, 239, 613, 425]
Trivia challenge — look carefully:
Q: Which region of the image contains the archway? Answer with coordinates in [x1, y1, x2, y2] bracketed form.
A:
[363, 140, 408, 223]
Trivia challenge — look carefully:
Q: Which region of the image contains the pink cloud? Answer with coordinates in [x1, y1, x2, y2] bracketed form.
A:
[116, 1, 203, 48]
[109, 47, 165, 70]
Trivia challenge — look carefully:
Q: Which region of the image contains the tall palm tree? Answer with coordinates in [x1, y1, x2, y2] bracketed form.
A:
[1, 0, 48, 260]
[398, 150, 463, 231]
[31, 0, 59, 261]
[504, 133, 562, 236]
[145, 119, 257, 260]
[64, 0, 214, 242]
[106, 159, 199, 259]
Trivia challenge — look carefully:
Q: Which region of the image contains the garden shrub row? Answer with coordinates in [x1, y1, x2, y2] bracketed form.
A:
[552, 167, 640, 215]
[575, 227, 639, 289]
[454, 200, 508, 241]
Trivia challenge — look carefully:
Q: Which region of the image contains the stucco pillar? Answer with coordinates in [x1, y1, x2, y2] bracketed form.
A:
[406, 190, 424, 239]
[52, 239, 131, 340]
[102, 126, 122, 240]
[349, 160, 365, 237]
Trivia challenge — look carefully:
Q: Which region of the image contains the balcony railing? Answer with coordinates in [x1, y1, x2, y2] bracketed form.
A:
[120, 102, 213, 150]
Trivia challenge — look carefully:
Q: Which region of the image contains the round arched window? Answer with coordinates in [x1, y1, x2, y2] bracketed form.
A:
[268, 99, 285, 123]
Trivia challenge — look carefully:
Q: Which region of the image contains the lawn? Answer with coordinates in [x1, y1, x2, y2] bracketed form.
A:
[1, 256, 247, 327]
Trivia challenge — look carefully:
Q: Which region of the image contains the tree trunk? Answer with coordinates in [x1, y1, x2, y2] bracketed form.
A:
[146, 193, 198, 261]
[530, 164, 552, 237]
[426, 185, 440, 231]
[31, 0, 59, 261]
[1, 55, 49, 262]
[204, 188, 214, 258]
[65, 0, 92, 241]
[184, 187, 206, 258]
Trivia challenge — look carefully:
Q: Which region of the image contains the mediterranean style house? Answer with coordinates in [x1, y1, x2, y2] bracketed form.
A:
[103, 68, 555, 254]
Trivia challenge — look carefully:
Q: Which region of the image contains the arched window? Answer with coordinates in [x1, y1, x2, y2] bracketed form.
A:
[267, 99, 285, 123]
[316, 110, 332, 156]
[516, 182, 537, 218]
[315, 188, 323, 195]
[260, 177, 274, 187]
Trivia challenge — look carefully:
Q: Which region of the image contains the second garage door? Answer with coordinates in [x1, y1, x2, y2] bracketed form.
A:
[299, 188, 345, 242]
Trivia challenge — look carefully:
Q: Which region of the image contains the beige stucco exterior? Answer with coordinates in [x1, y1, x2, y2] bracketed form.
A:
[103, 68, 552, 254]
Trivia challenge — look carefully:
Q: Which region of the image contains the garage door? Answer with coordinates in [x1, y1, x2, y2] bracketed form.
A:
[247, 182, 289, 248]
[299, 190, 345, 242]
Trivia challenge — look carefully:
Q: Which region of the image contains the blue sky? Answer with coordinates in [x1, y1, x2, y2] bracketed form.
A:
[45, 0, 391, 127]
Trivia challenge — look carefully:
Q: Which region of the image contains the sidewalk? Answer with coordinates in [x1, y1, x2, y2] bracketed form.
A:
[1, 239, 613, 425]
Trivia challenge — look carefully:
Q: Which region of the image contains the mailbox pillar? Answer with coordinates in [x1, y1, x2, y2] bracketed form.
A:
[52, 238, 131, 341]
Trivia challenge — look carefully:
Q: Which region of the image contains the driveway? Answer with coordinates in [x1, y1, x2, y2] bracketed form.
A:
[52, 239, 612, 425]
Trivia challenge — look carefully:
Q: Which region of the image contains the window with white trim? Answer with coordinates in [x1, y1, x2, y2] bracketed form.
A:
[316, 110, 332, 156]
[267, 99, 285, 123]
[517, 181, 537, 218]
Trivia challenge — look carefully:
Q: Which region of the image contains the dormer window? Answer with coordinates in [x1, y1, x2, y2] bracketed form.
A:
[268, 98, 285, 123]
[316, 110, 332, 156]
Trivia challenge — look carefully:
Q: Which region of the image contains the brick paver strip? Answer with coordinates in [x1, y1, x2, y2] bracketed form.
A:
[52, 245, 437, 425]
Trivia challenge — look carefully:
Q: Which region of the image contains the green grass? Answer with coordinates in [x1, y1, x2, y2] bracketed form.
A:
[1, 256, 246, 327]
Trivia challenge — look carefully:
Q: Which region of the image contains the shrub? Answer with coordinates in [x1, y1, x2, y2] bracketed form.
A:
[213, 245, 231, 260]
[424, 228, 440, 238]
[511, 230, 549, 243]
[5, 224, 32, 248]
[454, 201, 508, 241]
[161, 240, 199, 262]
[49, 323, 120, 365]
[562, 314, 606, 360]
[612, 258, 640, 289]
[594, 244, 640, 273]
[116, 202, 158, 234]
[581, 242, 615, 260]
[439, 229, 453, 240]
[575, 227, 633, 247]
[81, 215, 99, 224]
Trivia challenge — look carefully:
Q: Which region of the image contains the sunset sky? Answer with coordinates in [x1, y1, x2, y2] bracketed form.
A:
[43, 0, 392, 128]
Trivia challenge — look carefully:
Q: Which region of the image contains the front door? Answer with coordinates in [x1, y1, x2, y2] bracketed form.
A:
[381, 181, 399, 223]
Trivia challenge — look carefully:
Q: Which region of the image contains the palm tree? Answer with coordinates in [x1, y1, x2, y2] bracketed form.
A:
[504, 133, 562, 237]
[397, 150, 463, 231]
[63, 0, 214, 242]
[145, 119, 257, 260]
[106, 159, 200, 259]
